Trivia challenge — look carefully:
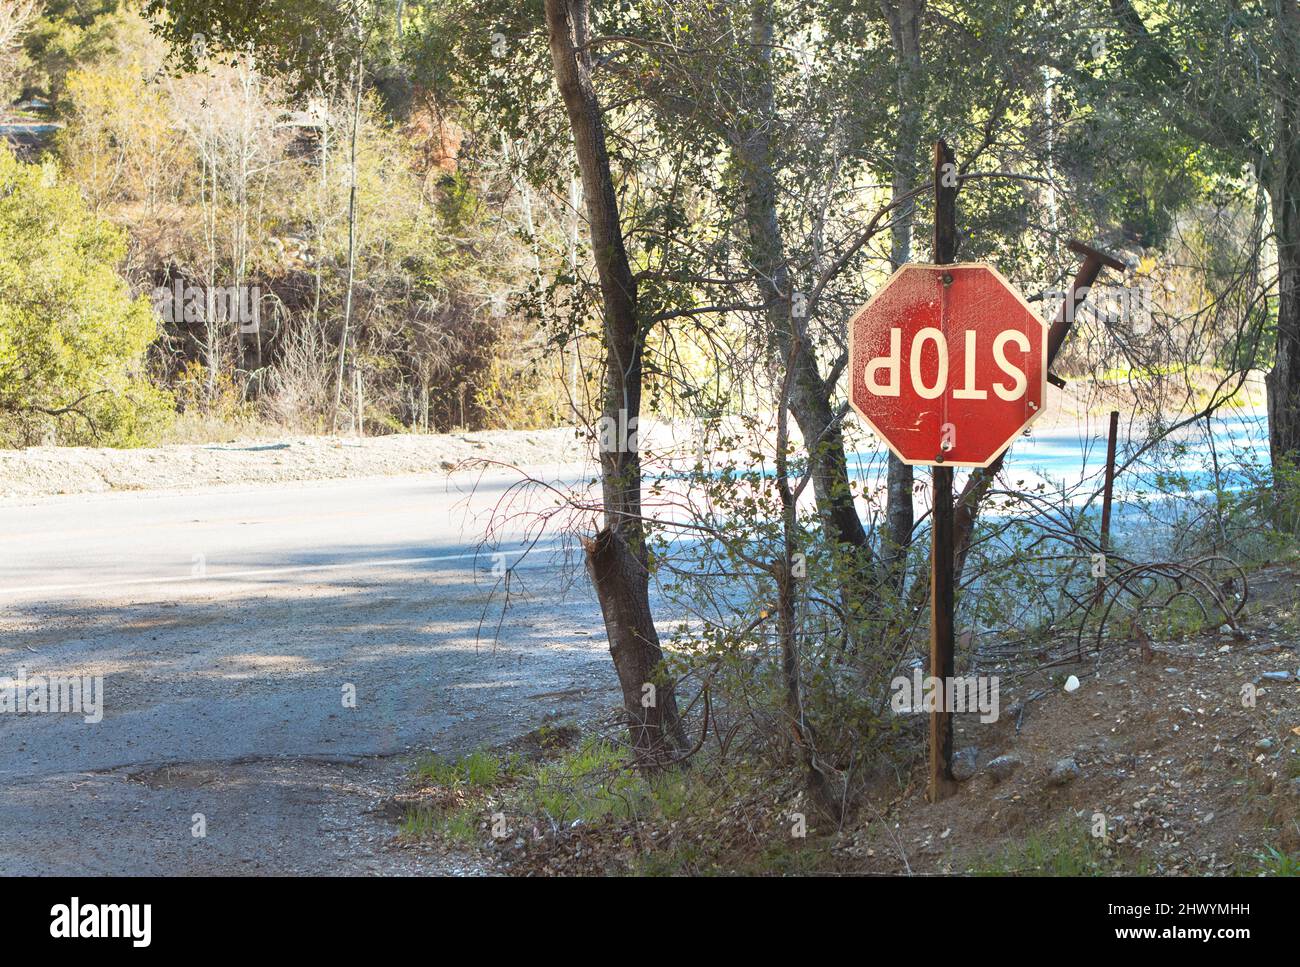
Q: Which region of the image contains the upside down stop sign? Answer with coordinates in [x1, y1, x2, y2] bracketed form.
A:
[847, 263, 1047, 468]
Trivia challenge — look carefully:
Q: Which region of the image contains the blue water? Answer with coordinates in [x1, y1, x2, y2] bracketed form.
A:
[0, 123, 60, 134]
[845, 411, 1271, 502]
[645, 411, 1273, 643]
[647, 409, 1272, 575]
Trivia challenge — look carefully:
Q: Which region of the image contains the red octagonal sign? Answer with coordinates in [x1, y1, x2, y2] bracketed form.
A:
[847, 263, 1047, 468]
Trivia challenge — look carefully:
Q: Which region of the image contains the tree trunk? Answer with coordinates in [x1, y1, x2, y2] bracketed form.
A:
[737, 150, 870, 552]
[332, 45, 363, 433]
[1267, 200, 1300, 482]
[544, 0, 688, 765]
[879, 0, 927, 586]
[733, 1, 870, 554]
[1266, 0, 1300, 506]
[582, 528, 686, 762]
[774, 329, 839, 813]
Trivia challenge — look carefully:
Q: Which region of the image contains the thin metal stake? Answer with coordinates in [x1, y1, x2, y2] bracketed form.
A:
[1099, 409, 1119, 555]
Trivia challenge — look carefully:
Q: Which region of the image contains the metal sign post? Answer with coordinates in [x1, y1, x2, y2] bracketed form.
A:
[929, 140, 959, 803]
[845, 141, 1125, 805]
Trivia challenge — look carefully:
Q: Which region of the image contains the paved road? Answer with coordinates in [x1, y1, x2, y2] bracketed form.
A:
[0, 471, 616, 874]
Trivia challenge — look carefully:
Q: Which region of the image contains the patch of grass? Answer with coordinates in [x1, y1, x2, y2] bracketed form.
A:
[399, 747, 519, 846]
[401, 734, 841, 874]
[1094, 363, 1183, 382]
[647, 769, 700, 823]
[413, 754, 461, 786]
[522, 748, 837, 874]
[399, 807, 436, 839]
[440, 808, 481, 846]
[1151, 593, 1215, 638]
[1253, 846, 1300, 876]
[415, 748, 514, 788]
[969, 822, 1138, 876]
[398, 726, 856, 875]
[400, 805, 481, 845]
[529, 738, 645, 825]
[157, 411, 273, 446]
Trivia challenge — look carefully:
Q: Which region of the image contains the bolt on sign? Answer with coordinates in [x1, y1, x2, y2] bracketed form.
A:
[848, 263, 1047, 467]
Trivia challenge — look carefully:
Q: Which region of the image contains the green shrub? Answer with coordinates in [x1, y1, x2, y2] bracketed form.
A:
[0, 145, 172, 446]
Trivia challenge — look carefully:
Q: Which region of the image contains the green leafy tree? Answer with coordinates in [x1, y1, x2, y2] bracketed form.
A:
[1098, 0, 1300, 499]
[0, 146, 173, 446]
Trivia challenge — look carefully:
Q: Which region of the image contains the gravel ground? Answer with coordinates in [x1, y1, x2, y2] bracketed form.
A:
[0, 429, 590, 500]
[0, 445, 620, 875]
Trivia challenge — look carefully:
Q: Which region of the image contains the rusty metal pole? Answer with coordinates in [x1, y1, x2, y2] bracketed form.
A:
[1099, 409, 1119, 555]
[1045, 241, 1127, 387]
[1088, 409, 1121, 655]
[929, 140, 958, 803]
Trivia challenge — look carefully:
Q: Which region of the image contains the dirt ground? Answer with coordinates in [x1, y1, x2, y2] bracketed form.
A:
[400, 555, 1299, 877]
[842, 557, 1300, 875]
